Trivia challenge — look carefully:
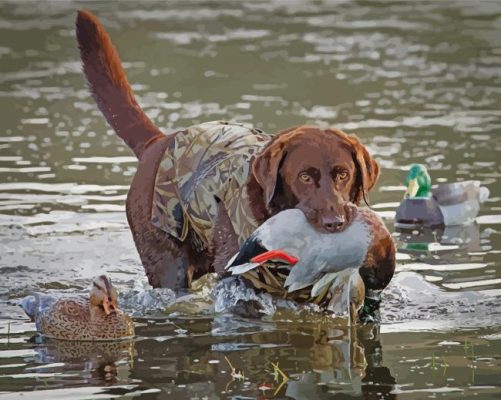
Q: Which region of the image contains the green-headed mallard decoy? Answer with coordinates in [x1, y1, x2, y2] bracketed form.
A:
[395, 164, 490, 227]
[20, 275, 134, 341]
[225, 207, 396, 324]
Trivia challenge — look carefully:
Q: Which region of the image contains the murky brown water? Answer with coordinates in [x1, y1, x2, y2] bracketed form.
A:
[1, 1, 500, 398]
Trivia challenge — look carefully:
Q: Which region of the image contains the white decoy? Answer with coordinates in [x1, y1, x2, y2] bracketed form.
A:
[225, 207, 395, 323]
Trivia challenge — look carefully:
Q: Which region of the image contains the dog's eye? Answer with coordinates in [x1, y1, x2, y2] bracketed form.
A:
[299, 172, 313, 184]
[337, 171, 348, 181]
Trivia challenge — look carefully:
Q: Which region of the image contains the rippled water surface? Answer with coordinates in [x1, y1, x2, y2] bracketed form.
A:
[1, 1, 501, 398]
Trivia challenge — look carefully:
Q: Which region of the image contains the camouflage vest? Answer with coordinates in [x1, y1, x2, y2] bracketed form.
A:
[151, 121, 271, 250]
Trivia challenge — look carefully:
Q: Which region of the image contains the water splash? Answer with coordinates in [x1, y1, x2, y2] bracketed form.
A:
[213, 277, 276, 317]
[381, 272, 501, 331]
[118, 277, 176, 317]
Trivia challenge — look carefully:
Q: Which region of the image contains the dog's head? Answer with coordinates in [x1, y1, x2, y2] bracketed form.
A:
[252, 126, 379, 233]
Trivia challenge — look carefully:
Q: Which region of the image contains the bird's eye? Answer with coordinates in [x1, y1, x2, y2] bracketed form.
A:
[338, 171, 348, 181]
[299, 172, 313, 184]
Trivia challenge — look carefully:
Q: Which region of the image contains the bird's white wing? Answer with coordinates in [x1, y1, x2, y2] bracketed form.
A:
[228, 262, 260, 275]
[310, 272, 338, 297]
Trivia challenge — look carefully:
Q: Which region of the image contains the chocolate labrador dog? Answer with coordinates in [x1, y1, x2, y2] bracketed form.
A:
[75, 11, 395, 297]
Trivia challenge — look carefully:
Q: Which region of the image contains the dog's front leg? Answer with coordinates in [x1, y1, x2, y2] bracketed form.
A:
[211, 197, 240, 274]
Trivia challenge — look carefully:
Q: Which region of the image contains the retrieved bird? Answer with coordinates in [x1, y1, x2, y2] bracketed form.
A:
[20, 275, 134, 341]
[225, 207, 395, 323]
[395, 164, 490, 227]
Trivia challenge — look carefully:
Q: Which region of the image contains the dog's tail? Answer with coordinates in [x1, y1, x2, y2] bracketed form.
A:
[75, 10, 164, 159]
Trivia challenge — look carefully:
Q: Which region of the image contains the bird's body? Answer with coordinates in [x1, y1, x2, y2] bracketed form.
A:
[395, 164, 489, 227]
[225, 207, 395, 321]
[20, 276, 134, 341]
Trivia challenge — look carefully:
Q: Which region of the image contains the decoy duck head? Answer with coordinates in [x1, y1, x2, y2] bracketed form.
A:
[89, 275, 119, 315]
[404, 164, 431, 198]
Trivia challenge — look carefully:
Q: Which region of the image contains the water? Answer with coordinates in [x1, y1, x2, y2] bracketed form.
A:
[1, 0, 501, 398]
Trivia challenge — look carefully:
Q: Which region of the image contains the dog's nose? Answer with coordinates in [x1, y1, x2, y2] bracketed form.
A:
[322, 215, 345, 232]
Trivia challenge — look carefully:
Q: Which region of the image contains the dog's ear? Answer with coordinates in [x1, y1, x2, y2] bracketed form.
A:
[348, 134, 380, 205]
[252, 127, 298, 206]
[252, 139, 287, 206]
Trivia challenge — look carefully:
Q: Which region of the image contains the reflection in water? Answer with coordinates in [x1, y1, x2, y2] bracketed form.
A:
[360, 329, 396, 400]
[396, 223, 482, 256]
[22, 319, 394, 398]
[18, 322, 493, 399]
[285, 326, 367, 399]
[31, 337, 134, 386]
[130, 319, 392, 399]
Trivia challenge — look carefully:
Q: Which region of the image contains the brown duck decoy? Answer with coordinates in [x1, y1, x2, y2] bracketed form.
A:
[20, 275, 134, 341]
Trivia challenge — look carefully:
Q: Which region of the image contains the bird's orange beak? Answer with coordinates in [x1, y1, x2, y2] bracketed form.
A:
[404, 178, 419, 199]
[102, 296, 119, 315]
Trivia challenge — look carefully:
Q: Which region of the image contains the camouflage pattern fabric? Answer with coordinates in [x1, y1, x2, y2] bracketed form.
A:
[151, 121, 271, 250]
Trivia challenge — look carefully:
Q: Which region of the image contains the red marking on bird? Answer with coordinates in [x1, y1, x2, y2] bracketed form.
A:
[251, 250, 299, 265]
